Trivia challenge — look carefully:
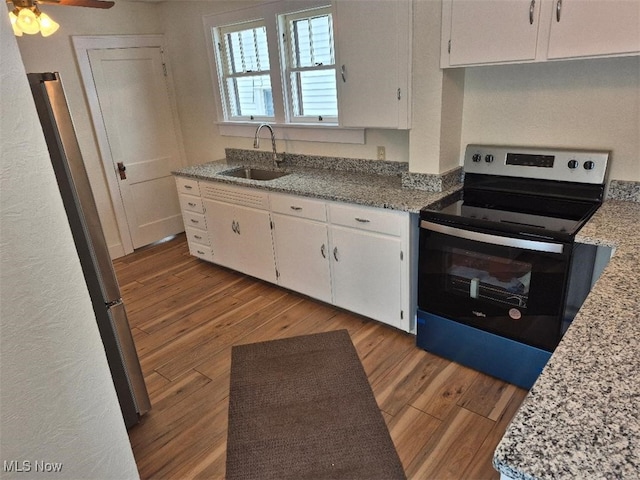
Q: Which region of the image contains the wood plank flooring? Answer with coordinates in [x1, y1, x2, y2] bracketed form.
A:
[114, 234, 527, 479]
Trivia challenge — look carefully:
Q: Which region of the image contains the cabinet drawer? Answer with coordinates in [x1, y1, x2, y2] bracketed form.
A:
[270, 193, 327, 222]
[183, 211, 207, 231]
[179, 194, 204, 214]
[187, 242, 214, 262]
[329, 203, 402, 236]
[186, 226, 209, 246]
[175, 177, 200, 196]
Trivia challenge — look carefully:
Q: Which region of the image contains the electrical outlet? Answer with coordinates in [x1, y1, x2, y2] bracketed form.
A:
[377, 146, 386, 160]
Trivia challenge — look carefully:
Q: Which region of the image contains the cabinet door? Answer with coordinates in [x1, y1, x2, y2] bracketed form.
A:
[272, 214, 332, 303]
[330, 226, 403, 329]
[446, 0, 541, 66]
[334, 0, 411, 128]
[203, 199, 276, 283]
[546, 0, 640, 59]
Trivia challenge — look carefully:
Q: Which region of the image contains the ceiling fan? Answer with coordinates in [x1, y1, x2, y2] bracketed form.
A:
[8, 0, 114, 37]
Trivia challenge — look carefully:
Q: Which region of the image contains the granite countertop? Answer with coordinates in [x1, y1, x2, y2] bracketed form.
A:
[494, 199, 640, 479]
[173, 152, 459, 214]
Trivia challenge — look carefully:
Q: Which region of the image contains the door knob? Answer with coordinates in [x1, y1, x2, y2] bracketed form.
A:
[117, 162, 127, 180]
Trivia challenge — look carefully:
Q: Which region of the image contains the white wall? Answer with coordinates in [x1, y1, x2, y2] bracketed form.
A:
[460, 56, 640, 181]
[0, 17, 139, 480]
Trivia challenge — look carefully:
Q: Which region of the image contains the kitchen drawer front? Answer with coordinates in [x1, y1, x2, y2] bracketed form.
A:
[270, 193, 327, 222]
[182, 211, 207, 231]
[175, 177, 200, 196]
[200, 181, 269, 210]
[179, 194, 205, 214]
[187, 242, 214, 262]
[186, 226, 210, 246]
[329, 203, 402, 236]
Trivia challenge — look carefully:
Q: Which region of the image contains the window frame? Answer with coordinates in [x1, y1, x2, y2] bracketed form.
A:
[279, 6, 338, 124]
[202, 0, 364, 144]
[214, 19, 275, 122]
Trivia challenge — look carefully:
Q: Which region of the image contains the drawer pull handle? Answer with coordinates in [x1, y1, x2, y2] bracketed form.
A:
[321, 244, 326, 259]
[194, 235, 202, 240]
[197, 250, 205, 255]
[290, 206, 303, 211]
[190, 219, 200, 224]
[188, 202, 197, 207]
[355, 217, 370, 223]
[184, 185, 193, 189]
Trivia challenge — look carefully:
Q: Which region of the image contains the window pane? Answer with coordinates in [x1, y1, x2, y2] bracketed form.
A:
[290, 14, 334, 68]
[290, 70, 337, 117]
[224, 26, 269, 73]
[227, 75, 274, 117]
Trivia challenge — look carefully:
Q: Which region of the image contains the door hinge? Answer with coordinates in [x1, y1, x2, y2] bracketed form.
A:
[448, 39, 451, 54]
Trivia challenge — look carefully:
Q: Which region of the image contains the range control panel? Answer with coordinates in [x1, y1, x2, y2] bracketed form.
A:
[464, 145, 609, 184]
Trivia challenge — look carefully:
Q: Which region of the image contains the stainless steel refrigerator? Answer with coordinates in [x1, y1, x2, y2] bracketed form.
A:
[28, 72, 151, 428]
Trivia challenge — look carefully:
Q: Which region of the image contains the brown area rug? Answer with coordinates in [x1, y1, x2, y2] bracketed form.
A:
[225, 329, 406, 480]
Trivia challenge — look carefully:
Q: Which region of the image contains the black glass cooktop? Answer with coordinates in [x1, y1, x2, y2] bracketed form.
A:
[421, 188, 601, 242]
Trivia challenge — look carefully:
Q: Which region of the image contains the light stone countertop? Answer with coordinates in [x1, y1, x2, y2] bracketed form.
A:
[173, 156, 459, 214]
[493, 200, 640, 480]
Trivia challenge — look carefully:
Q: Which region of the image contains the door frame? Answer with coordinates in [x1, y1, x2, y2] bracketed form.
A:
[72, 35, 186, 257]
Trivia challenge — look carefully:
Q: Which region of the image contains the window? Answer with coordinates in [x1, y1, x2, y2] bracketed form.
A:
[210, 4, 338, 126]
[216, 20, 274, 121]
[281, 7, 337, 123]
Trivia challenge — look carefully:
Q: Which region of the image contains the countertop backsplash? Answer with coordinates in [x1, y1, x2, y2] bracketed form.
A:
[607, 179, 640, 202]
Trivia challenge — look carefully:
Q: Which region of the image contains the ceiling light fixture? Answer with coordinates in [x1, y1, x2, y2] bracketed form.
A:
[7, 0, 115, 38]
[8, 0, 59, 37]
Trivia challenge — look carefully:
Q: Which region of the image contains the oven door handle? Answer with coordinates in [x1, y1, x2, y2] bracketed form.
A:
[420, 220, 565, 254]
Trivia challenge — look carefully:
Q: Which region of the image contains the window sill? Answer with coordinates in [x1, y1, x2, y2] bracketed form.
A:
[217, 122, 365, 145]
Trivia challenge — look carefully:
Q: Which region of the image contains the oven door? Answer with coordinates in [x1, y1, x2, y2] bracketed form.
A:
[418, 220, 571, 352]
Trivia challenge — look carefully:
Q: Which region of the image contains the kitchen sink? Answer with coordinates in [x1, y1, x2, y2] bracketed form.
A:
[219, 167, 289, 181]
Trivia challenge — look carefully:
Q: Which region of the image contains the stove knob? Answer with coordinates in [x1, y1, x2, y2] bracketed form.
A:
[584, 160, 596, 170]
[567, 159, 579, 169]
[472, 153, 482, 162]
[485, 154, 494, 163]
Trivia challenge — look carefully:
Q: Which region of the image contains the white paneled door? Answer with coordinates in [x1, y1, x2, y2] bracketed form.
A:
[84, 43, 185, 252]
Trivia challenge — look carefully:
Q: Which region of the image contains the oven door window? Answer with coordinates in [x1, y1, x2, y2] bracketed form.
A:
[448, 248, 531, 309]
[418, 227, 570, 351]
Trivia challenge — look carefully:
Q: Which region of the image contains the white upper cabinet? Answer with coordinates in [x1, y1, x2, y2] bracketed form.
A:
[446, 0, 541, 66]
[333, 0, 412, 129]
[442, 0, 640, 68]
[546, 0, 640, 60]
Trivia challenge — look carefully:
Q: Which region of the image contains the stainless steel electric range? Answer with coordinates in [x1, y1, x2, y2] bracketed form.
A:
[416, 145, 609, 389]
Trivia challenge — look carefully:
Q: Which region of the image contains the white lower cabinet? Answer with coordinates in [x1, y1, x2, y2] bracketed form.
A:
[200, 182, 276, 283]
[330, 226, 403, 329]
[176, 180, 415, 332]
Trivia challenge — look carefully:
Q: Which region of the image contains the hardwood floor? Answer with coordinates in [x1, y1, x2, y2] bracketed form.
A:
[114, 234, 527, 479]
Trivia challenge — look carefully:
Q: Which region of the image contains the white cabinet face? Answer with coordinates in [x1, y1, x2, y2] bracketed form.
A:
[330, 226, 403, 329]
[546, 0, 640, 59]
[334, 0, 411, 128]
[203, 198, 276, 283]
[447, 0, 541, 66]
[443, 0, 640, 67]
[272, 214, 332, 304]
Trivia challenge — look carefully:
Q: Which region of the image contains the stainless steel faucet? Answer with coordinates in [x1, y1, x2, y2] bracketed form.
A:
[253, 123, 282, 167]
